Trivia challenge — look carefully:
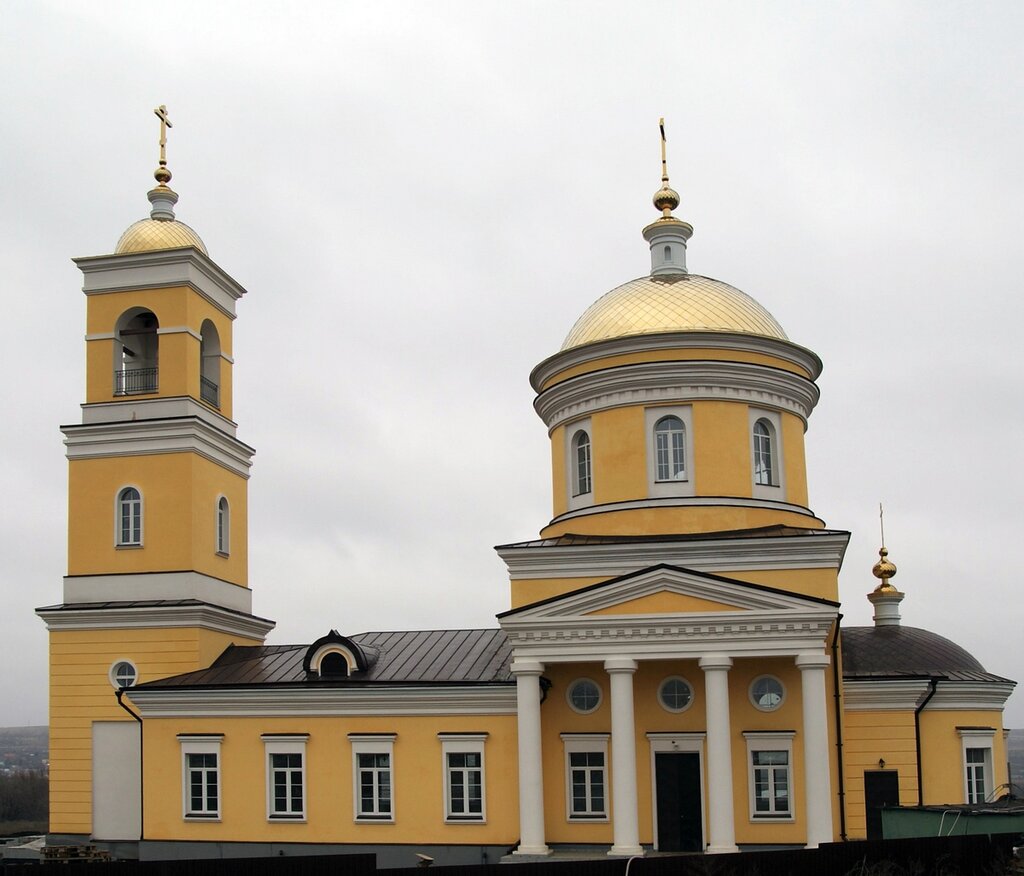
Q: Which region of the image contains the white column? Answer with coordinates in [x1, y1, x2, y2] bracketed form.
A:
[605, 658, 643, 857]
[796, 652, 834, 848]
[700, 654, 738, 854]
[511, 660, 551, 856]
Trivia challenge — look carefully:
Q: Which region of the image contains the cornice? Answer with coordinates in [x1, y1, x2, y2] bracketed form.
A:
[63, 416, 254, 477]
[497, 531, 850, 579]
[63, 571, 253, 614]
[544, 495, 820, 528]
[531, 331, 823, 392]
[841, 678, 1015, 711]
[927, 682, 1016, 711]
[534, 359, 820, 431]
[127, 684, 517, 718]
[35, 601, 274, 639]
[78, 396, 239, 435]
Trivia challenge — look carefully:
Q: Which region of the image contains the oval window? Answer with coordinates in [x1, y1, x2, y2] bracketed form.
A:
[567, 678, 601, 714]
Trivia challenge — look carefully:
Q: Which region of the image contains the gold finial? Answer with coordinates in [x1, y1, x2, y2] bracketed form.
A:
[153, 105, 173, 186]
[872, 503, 898, 591]
[653, 117, 681, 218]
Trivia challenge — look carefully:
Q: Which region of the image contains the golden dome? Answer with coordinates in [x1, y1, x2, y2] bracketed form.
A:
[115, 217, 208, 256]
[561, 273, 788, 351]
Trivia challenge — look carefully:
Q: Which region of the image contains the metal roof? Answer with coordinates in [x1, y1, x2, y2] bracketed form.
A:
[496, 524, 849, 550]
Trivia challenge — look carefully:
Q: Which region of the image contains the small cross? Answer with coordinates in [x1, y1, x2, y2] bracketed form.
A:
[154, 105, 172, 167]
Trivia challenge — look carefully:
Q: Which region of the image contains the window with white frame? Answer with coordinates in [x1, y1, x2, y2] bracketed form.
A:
[749, 675, 785, 712]
[753, 419, 775, 486]
[350, 734, 396, 822]
[562, 734, 609, 821]
[566, 678, 602, 714]
[262, 734, 307, 820]
[744, 732, 794, 820]
[654, 415, 686, 481]
[658, 676, 694, 713]
[117, 486, 143, 546]
[573, 430, 592, 496]
[108, 659, 138, 689]
[958, 727, 995, 804]
[645, 406, 695, 498]
[216, 496, 229, 555]
[564, 418, 594, 511]
[179, 735, 222, 820]
[439, 734, 486, 822]
[749, 409, 785, 499]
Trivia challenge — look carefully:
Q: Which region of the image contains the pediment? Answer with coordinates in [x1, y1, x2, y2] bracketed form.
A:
[500, 564, 837, 624]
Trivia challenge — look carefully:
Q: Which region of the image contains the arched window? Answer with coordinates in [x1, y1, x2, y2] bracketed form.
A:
[117, 487, 142, 546]
[114, 308, 159, 395]
[216, 497, 230, 555]
[572, 430, 591, 496]
[664, 245, 672, 262]
[199, 320, 221, 408]
[319, 652, 349, 677]
[753, 419, 775, 486]
[654, 415, 686, 481]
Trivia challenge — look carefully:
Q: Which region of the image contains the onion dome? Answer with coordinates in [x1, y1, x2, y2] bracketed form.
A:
[871, 546, 898, 592]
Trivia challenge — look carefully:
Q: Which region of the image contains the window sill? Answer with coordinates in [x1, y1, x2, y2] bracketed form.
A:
[184, 815, 221, 822]
[445, 816, 486, 824]
[355, 816, 395, 824]
[116, 543, 143, 550]
[268, 814, 306, 822]
[750, 814, 793, 822]
[216, 550, 230, 558]
[568, 815, 609, 823]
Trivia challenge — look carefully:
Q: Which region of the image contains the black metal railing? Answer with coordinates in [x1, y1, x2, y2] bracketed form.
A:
[114, 367, 158, 395]
[200, 375, 220, 407]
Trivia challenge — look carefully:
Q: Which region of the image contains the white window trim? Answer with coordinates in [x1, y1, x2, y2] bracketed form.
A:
[438, 733, 487, 824]
[646, 732, 706, 852]
[958, 727, 995, 804]
[748, 408, 786, 500]
[744, 731, 795, 822]
[350, 734, 396, 823]
[561, 733, 610, 822]
[216, 495, 230, 556]
[645, 406, 695, 498]
[262, 734, 308, 822]
[749, 674, 786, 712]
[566, 677, 602, 715]
[565, 418, 593, 511]
[179, 734, 223, 821]
[657, 676, 695, 713]
[114, 485, 144, 548]
[108, 658, 139, 690]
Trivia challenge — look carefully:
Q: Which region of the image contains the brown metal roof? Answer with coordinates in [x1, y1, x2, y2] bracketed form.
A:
[137, 628, 513, 689]
[496, 524, 849, 550]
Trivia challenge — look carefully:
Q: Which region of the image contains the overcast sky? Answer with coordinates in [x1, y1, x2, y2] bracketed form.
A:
[2, 2, 1021, 729]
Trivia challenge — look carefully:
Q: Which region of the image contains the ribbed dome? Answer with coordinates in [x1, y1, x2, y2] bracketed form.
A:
[842, 626, 987, 678]
[115, 218, 208, 256]
[561, 274, 788, 351]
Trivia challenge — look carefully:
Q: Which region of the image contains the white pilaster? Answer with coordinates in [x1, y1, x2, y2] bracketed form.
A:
[700, 654, 738, 853]
[511, 660, 551, 856]
[605, 658, 643, 857]
[796, 652, 834, 848]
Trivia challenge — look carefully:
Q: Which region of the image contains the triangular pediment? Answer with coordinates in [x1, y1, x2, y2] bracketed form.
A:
[500, 563, 838, 624]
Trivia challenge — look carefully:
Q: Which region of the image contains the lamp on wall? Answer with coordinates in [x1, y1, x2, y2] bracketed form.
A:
[878, 758, 886, 770]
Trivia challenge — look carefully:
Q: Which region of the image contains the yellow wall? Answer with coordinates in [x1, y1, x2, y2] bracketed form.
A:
[781, 412, 809, 508]
[920, 710, 1008, 805]
[67, 453, 247, 585]
[48, 626, 262, 835]
[592, 407, 646, 505]
[140, 714, 520, 846]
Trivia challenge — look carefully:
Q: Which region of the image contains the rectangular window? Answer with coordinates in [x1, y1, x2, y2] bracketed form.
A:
[178, 734, 223, 821]
[966, 748, 987, 803]
[350, 734, 396, 823]
[439, 734, 487, 822]
[262, 734, 308, 821]
[561, 734, 610, 821]
[958, 727, 995, 805]
[744, 731, 794, 821]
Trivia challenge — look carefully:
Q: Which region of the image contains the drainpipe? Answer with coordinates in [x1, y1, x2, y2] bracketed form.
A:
[116, 690, 144, 842]
[914, 679, 939, 806]
[831, 615, 847, 840]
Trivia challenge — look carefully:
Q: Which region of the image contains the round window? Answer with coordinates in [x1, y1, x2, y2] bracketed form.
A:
[658, 677, 693, 712]
[567, 678, 601, 714]
[750, 675, 784, 711]
[110, 660, 138, 689]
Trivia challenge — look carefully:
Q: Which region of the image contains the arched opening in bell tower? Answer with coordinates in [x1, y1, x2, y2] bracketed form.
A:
[113, 308, 159, 395]
[199, 319, 221, 407]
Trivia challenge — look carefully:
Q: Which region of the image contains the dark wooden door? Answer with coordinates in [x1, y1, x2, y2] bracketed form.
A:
[864, 770, 900, 840]
[655, 752, 703, 852]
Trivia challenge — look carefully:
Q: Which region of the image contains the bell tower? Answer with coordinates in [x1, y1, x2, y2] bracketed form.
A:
[38, 108, 274, 844]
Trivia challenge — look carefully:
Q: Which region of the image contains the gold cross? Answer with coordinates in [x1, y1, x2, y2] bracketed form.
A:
[154, 105, 172, 167]
[659, 117, 669, 184]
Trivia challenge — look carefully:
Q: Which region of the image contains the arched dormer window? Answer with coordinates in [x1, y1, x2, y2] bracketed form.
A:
[117, 487, 143, 546]
[753, 419, 776, 486]
[199, 320, 221, 408]
[216, 497, 230, 555]
[654, 415, 686, 481]
[572, 430, 592, 496]
[114, 308, 159, 395]
[303, 630, 370, 679]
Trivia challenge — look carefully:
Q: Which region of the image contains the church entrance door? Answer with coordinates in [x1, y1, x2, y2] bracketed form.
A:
[654, 752, 703, 852]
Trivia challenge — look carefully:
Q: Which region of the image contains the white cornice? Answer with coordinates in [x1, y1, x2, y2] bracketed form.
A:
[36, 602, 275, 639]
[928, 682, 1016, 711]
[63, 571, 253, 614]
[78, 397, 239, 436]
[63, 416, 254, 477]
[535, 360, 820, 431]
[74, 249, 247, 319]
[127, 685, 517, 718]
[531, 331, 823, 392]
[841, 678, 1015, 711]
[543, 496, 820, 528]
[497, 531, 850, 579]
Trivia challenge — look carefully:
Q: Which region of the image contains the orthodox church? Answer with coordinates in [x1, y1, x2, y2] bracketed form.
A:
[37, 115, 1015, 867]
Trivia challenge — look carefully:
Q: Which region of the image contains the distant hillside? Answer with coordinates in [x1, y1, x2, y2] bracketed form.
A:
[0, 727, 47, 775]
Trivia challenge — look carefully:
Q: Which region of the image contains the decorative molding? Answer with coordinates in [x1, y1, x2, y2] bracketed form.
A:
[544, 495, 819, 527]
[531, 331, 823, 393]
[79, 396, 239, 434]
[156, 325, 203, 341]
[535, 360, 820, 432]
[63, 416, 254, 478]
[927, 682, 1016, 711]
[841, 678, 1015, 711]
[127, 685, 518, 717]
[63, 571, 253, 614]
[35, 601, 275, 639]
[497, 530, 850, 579]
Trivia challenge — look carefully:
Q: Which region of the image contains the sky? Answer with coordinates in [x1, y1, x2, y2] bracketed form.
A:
[1, 1, 1022, 729]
